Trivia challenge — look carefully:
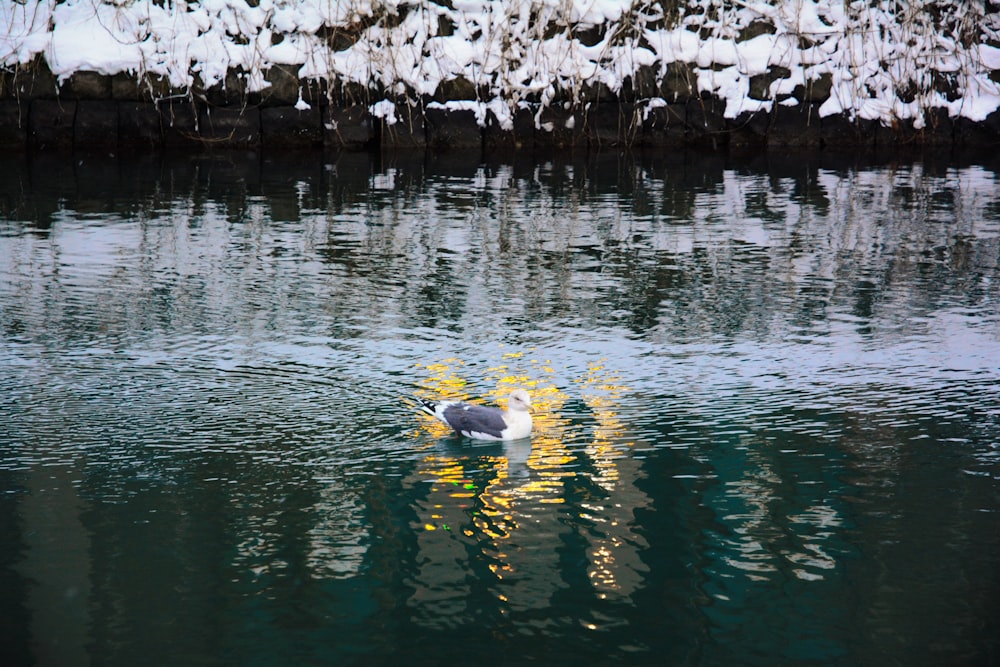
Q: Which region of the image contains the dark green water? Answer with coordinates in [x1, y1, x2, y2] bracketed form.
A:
[1, 150, 998, 666]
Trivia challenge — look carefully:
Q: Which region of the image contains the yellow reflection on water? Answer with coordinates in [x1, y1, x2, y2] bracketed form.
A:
[575, 360, 647, 598]
[406, 351, 651, 619]
[578, 360, 632, 493]
[411, 350, 577, 508]
[485, 350, 576, 506]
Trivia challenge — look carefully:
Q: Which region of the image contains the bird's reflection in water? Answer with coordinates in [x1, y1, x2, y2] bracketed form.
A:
[503, 437, 532, 481]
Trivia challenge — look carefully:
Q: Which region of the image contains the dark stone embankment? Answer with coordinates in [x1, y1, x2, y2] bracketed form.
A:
[2, 62, 999, 153]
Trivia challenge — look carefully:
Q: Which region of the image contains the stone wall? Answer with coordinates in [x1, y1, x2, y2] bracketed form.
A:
[2, 57, 999, 153]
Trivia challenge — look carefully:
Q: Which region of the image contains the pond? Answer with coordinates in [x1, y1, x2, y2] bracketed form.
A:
[1, 149, 999, 666]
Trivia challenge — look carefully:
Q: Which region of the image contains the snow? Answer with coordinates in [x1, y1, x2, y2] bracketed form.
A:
[1, 0, 998, 129]
[294, 87, 311, 111]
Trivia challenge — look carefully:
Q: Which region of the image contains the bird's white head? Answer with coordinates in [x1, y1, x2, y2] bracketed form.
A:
[507, 389, 532, 413]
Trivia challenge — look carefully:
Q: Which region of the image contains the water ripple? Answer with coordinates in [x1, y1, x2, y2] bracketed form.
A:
[2, 153, 1000, 666]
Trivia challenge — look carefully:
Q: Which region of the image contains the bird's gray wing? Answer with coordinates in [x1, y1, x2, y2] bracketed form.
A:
[441, 403, 507, 438]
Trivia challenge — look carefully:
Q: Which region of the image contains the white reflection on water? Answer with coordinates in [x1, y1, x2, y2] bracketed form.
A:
[2, 161, 998, 354]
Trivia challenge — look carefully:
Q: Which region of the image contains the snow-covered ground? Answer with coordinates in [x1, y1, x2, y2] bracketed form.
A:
[2, 0, 1000, 130]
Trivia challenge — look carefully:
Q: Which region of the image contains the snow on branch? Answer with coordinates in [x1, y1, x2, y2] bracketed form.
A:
[1, 0, 998, 124]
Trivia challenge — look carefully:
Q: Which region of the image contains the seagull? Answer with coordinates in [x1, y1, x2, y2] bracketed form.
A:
[415, 389, 533, 441]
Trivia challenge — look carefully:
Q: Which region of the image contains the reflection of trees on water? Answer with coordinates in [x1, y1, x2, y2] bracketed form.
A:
[3, 153, 997, 348]
[311, 156, 1000, 342]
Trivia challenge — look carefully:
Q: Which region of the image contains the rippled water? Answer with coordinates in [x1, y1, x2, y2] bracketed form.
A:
[1, 150, 999, 666]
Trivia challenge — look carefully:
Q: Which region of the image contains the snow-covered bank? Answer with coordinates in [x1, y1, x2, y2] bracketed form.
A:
[2, 0, 1000, 150]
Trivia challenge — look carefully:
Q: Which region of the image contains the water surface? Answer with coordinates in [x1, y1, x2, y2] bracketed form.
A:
[1, 150, 999, 666]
